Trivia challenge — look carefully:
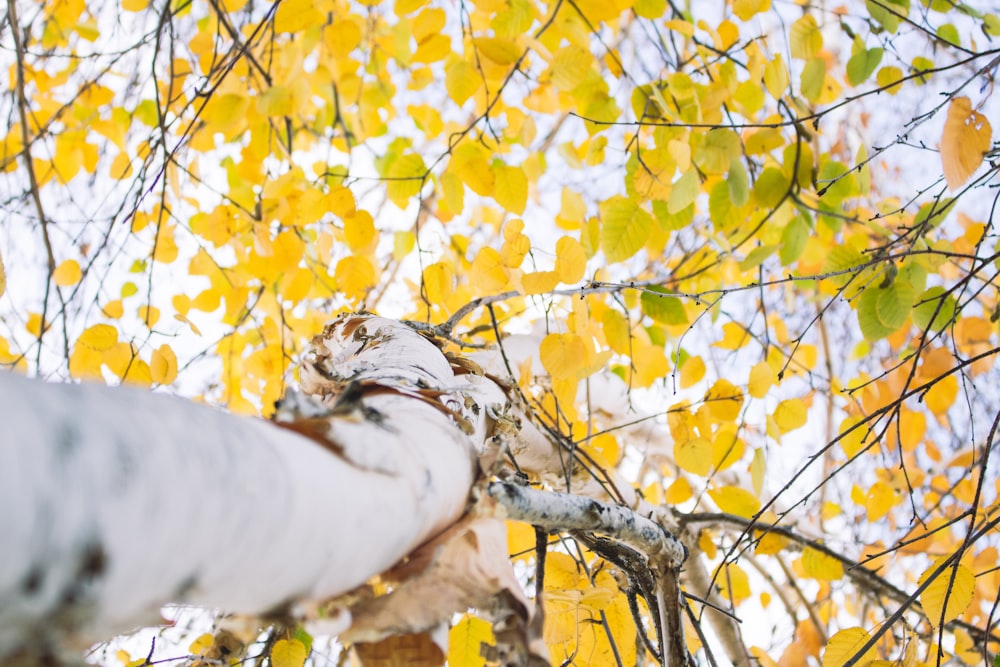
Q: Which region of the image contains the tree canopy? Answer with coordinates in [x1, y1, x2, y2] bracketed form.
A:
[2, 0, 1000, 665]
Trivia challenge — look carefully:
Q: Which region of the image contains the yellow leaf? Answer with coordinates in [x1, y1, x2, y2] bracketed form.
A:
[445, 60, 481, 106]
[151, 345, 178, 385]
[802, 546, 844, 581]
[865, 480, 898, 522]
[599, 196, 653, 262]
[665, 476, 692, 503]
[838, 416, 867, 458]
[716, 562, 751, 601]
[675, 436, 712, 476]
[583, 433, 620, 468]
[102, 300, 124, 319]
[138, 305, 160, 327]
[750, 448, 765, 496]
[925, 374, 958, 417]
[270, 639, 307, 667]
[273, 0, 322, 32]
[712, 426, 744, 471]
[521, 270, 560, 295]
[122, 357, 152, 387]
[470, 247, 508, 293]
[78, 324, 118, 351]
[188, 633, 215, 656]
[53, 259, 82, 287]
[706, 379, 744, 421]
[554, 236, 586, 284]
[822, 628, 875, 667]
[473, 37, 522, 65]
[631, 344, 669, 388]
[449, 615, 496, 667]
[493, 163, 528, 215]
[708, 486, 760, 518]
[540, 333, 585, 379]
[714, 321, 749, 350]
[919, 557, 975, 628]
[344, 211, 376, 252]
[680, 355, 705, 388]
[773, 398, 807, 434]
[941, 96, 992, 190]
[333, 255, 375, 301]
[789, 14, 822, 59]
[422, 262, 454, 306]
[748, 361, 775, 398]
[122, 0, 147, 10]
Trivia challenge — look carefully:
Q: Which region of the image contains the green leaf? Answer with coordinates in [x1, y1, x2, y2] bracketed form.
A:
[875, 280, 915, 329]
[669, 169, 699, 214]
[800, 58, 826, 102]
[695, 129, 741, 174]
[728, 157, 750, 207]
[846, 47, 883, 85]
[790, 14, 822, 59]
[739, 245, 777, 272]
[912, 286, 957, 331]
[709, 180, 740, 230]
[780, 216, 810, 265]
[653, 200, 693, 231]
[600, 196, 653, 262]
[866, 0, 909, 32]
[753, 167, 790, 208]
[857, 289, 896, 341]
[641, 286, 689, 325]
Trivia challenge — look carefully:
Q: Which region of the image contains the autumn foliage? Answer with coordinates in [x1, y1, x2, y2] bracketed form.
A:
[2, 0, 1000, 665]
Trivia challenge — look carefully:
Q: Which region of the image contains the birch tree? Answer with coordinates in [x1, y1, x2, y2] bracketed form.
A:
[2, 0, 1000, 665]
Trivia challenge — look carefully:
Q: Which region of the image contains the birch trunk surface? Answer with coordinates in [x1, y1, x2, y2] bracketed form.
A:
[0, 315, 491, 659]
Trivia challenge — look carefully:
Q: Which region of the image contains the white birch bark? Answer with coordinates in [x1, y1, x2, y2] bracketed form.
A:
[0, 315, 495, 659]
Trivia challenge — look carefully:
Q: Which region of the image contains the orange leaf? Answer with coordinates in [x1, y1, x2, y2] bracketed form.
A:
[941, 97, 992, 190]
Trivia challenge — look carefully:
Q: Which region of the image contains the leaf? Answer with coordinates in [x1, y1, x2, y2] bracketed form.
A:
[386, 153, 426, 208]
[668, 168, 699, 213]
[706, 379, 744, 421]
[540, 333, 586, 379]
[708, 486, 760, 518]
[53, 259, 82, 287]
[773, 398, 808, 434]
[823, 628, 875, 667]
[446, 60, 481, 106]
[449, 615, 496, 667]
[493, 163, 528, 215]
[865, 480, 897, 521]
[554, 236, 586, 284]
[675, 437, 712, 476]
[866, 0, 909, 33]
[728, 157, 750, 207]
[150, 345, 178, 385]
[790, 14, 822, 59]
[471, 247, 508, 293]
[78, 324, 118, 351]
[941, 96, 992, 190]
[748, 362, 776, 399]
[803, 547, 844, 581]
[271, 639, 307, 667]
[919, 557, 975, 628]
[641, 287, 688, 325]
[846, 47, 884, 85]
[800, 58, 826, 102]
[874, 280, 914, 329]
[599, 196, 653, 262]
[680, 355, 705, 388]
[473, 37, 522, 65]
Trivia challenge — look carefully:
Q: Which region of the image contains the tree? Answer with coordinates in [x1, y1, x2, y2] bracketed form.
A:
[1, 0, 999, 664]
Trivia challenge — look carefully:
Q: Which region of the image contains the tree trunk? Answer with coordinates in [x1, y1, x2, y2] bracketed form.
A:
[0, 314, 490, 659]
